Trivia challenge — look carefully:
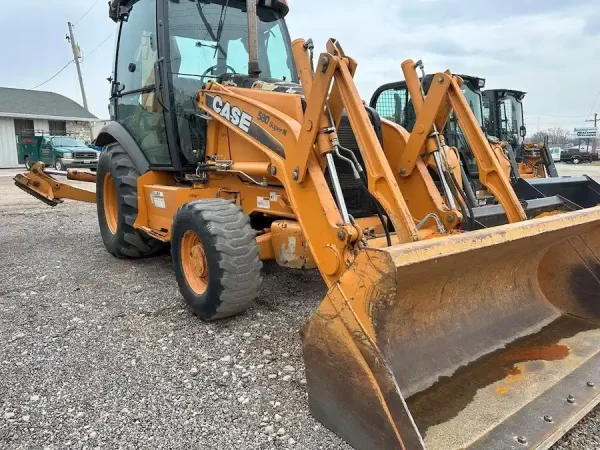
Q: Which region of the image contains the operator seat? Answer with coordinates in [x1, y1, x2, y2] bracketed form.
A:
[329, 106, 383, 218]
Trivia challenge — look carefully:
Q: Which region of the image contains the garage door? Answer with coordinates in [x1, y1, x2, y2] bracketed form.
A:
[0, 117, 18, 168]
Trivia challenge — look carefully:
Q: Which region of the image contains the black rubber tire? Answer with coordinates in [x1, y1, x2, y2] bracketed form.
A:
[55, 159, 65, 171]
[24, 157, 31, 170]
[573, 158, 581, 165]
[171, 199, 262, 320]
[96, 143, 166, 259]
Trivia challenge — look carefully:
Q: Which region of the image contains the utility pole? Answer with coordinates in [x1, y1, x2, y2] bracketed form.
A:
[585, 113, 598, 153]
[67, 22, 89, 112]
[585, 113, 598, 127]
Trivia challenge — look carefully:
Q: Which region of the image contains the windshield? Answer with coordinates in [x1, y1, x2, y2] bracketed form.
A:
[51, 137, 87, 147]
[461, 83, 484, 127]
[167, 1, 295, 83]
[499, 96, 524, 144]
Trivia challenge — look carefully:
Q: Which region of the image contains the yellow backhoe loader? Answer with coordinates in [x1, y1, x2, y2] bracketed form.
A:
[14, 1, 600, 449]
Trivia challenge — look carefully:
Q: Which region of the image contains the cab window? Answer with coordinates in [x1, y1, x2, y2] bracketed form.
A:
[114, 0, 170, 166]
[374, 87, 416, 130]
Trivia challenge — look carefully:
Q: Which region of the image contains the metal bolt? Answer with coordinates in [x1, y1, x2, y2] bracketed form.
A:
[320, 56, 329, 73]
[567, 395, 576, 404]
[517, 436, 528, 445]
[400, 168, 407, 176]
[587, 381, 596, 388]
[438, 76, 444, 84]
[447, 215, 455, 223]
[543, 415, 554, 423]
[269, 166, 277, 176]
[337, 231, 346, 241]
[292, 168, 299, 181]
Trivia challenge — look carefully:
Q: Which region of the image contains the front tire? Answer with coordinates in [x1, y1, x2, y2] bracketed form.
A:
[24, 157, 32, 170]
[96, 143, 165, 258]
[55, 159, 65, 171]
[171, 199, 262, 320]
[573, 158, 581, 165]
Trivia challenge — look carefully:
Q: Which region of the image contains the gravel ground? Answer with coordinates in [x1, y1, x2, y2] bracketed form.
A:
[1, 166, 599, 450]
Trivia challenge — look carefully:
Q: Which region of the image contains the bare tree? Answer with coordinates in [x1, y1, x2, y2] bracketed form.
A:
[526, 127, 572, 146]
[527, 130, 549, 143]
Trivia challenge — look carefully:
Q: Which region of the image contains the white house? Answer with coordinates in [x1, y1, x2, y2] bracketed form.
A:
[0, 87, 98, 168]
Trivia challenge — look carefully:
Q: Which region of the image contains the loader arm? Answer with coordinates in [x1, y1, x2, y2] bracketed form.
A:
[14, 164, 96, 206]
[447, 76, 527, 222]
[292, 39, 462, 231]
[399, 60, 527, 223]
[196, 46, 432, 285]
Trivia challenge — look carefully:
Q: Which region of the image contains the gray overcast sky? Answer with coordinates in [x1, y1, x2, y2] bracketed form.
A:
[1, 0, 599, 133]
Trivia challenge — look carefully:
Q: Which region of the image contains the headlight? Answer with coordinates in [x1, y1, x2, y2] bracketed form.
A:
[63, 152, 73, 158]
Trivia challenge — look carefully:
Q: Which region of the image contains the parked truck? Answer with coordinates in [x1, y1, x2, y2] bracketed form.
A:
[17, 135, 100, 171]
[560, 147, 600, 164]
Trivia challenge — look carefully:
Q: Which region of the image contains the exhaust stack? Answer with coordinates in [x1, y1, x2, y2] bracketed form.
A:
[246, 0, 261, 77]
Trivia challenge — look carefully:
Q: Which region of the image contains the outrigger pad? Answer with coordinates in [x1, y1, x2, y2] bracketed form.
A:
[14, 174, 61, 207]
[303, 207, 600, 450]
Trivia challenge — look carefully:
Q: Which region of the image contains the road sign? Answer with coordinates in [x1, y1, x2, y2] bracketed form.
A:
[574, 127, 599, 138]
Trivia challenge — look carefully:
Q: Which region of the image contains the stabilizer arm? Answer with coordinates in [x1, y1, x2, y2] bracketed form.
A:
[13, 163, 96, 206]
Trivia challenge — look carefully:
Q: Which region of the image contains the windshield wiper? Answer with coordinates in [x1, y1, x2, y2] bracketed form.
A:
[195, 1, 227, 58]
[214, 1, 230, 58]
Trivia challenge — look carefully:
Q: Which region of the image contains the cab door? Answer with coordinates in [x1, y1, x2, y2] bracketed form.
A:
[39, 138, 54, 165]
[112, 0, 172, 168]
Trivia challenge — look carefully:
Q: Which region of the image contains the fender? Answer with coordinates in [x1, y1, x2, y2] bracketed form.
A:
[95, 121, 150, 174]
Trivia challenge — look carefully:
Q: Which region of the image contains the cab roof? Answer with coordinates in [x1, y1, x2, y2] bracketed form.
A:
[109, 0, 289, 22]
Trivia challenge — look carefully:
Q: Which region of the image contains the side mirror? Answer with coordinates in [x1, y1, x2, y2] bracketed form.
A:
[520, 125, 527, 138]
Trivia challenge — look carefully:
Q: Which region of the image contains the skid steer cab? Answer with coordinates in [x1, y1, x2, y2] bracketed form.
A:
[14, 0, 600, 449]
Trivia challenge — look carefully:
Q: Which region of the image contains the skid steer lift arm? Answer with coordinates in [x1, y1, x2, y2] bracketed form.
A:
[14, 163, 96, 206]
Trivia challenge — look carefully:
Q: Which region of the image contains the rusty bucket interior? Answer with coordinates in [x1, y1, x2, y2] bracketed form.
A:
[302, 207, 600, 450]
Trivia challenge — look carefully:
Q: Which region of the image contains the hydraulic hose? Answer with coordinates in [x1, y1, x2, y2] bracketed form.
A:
[336, 146, 392, 247]
[461, 165, 479, 208]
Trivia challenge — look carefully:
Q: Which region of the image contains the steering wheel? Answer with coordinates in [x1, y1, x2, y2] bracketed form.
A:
[200, 64, 237, 82]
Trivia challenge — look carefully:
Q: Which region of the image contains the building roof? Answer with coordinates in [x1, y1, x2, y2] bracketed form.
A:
[0, 87, 98, 122]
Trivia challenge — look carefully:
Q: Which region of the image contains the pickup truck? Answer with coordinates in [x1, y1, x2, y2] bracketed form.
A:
[560, 147, 600, 164]
[17, 135, 101, 171]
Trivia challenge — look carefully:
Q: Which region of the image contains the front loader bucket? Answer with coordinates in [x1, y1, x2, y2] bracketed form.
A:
[515, 176, 600, 208]
[302, 207, 600, 450]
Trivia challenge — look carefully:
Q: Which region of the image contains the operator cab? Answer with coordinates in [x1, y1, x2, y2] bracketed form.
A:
[108, 0, 295, 171]
[482, 89, 527, 148]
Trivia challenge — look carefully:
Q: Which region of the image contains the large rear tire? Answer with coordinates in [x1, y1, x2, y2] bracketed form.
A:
[171, 199, 262, 320]
[96, 143, 166, 258]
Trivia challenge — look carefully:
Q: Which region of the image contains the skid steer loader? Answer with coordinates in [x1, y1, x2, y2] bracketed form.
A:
[371, 75, 600, 221]
[13, 0, 600, 449]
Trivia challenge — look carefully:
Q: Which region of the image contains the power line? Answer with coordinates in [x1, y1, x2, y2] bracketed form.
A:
[29, 60, 74, 90]
[74, 0, 101, 25]
[588, 89, 600, 117]
[527, 113, 591, 118]
[82, 32, 115, 61]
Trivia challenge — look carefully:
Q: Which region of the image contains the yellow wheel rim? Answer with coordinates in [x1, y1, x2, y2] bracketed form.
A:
[181, 230, 209, 295]
[103, 173, 118, 234]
